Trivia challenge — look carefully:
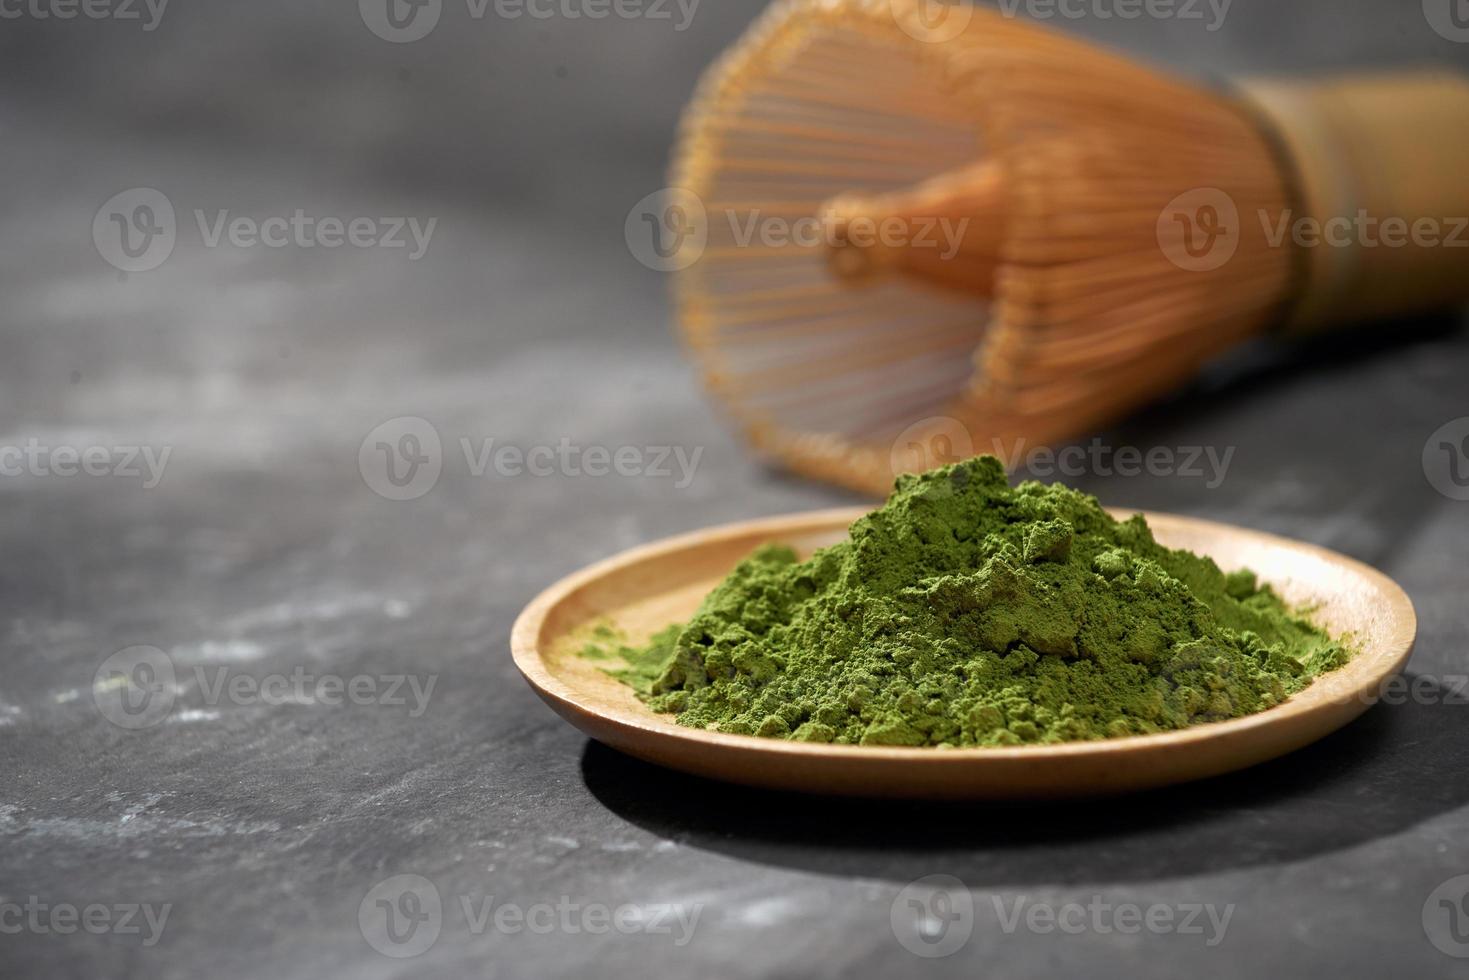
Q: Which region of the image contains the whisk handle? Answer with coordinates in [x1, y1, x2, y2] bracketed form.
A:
[1239, 72, 1469, 331]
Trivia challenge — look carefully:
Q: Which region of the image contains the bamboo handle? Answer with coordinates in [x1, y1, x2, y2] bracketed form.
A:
[1238, 72, 1469, 331]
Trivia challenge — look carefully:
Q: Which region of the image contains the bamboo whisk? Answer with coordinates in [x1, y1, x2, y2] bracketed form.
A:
[668, 0, 1469, 494]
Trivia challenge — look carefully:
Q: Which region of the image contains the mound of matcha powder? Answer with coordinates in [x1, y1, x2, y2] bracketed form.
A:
[592, 456, 1349, 747]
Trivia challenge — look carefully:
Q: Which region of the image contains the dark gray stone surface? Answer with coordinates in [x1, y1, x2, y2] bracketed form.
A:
[1, 1, 1468, 977]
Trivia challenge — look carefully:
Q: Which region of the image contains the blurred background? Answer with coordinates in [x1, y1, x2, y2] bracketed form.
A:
[2, 1, 1468, 978]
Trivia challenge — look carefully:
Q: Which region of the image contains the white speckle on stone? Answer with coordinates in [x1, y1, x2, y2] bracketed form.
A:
[170, 708, 222, 723]
[737, 895, 803, 928]
[170, 640, 267, 664]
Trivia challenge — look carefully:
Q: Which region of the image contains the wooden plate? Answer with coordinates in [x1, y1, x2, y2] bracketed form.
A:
[511, 508, 1416, 799]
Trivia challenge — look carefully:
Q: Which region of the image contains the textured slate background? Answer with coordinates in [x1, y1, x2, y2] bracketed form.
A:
[1, 1, 1468, 977]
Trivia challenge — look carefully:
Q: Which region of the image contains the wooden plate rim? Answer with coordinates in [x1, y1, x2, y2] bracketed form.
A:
[510, 507, 1417, 763]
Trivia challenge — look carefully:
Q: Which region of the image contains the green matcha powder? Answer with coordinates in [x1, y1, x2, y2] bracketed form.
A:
[586, 456, 1349, 747]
